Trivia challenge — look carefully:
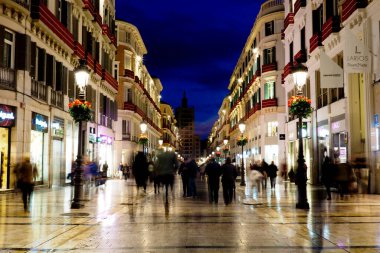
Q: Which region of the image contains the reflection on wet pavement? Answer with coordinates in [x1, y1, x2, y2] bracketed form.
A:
[0, 176, 379, 252]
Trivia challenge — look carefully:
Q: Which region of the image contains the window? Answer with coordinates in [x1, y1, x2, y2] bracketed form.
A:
[301, 27, 306, 50]
[267, 121, 278, 137]
[263, 47, 276, 65]
[2, 30, 15, 68]
[264, 81, 275, 99]
[265, 21, 274, 36]
[289, 42, 294, 63]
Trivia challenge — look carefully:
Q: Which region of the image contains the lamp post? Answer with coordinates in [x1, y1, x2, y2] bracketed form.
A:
[71, 59, 90, 209]
[292, 62, 310, 209]
[140, 121, 148, 154]
[238, 122, 246, 186]
[158, 139, 163, 147]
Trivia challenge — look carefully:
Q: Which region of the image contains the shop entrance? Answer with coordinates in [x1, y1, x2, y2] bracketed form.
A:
[333, 132, 348, 163]
[0, 128, 10, 189]
[31, 130, 44, 184]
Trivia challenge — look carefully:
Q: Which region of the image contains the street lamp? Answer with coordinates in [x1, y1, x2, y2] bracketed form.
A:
[158, 139, 163, 147]
[238, 122, 246, 186]
[140, 121, 148, 154]
[71, 59, 90, 209]
[292, 62, 310, 209]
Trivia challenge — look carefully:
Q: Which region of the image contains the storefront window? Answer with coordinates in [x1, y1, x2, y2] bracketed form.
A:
[0, 128, 9, 189]
[31, 113, 49, 184]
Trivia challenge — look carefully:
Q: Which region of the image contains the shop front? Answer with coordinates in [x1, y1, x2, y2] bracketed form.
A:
[98, 135, 113, 177]
[51, 117, 64, 186]
[0, 104, 16, 190]
[331, 118, 348, 163]
[31, 112, 49, 185]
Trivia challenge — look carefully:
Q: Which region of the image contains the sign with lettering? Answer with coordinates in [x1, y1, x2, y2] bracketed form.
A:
[374, 114, 379, 128]
[320, 51, 343, 88]
[344, 30, 371, 73]
[32, 112, 48, 133]
[279, 134, 285, 140]
[0, 104, 16, 127]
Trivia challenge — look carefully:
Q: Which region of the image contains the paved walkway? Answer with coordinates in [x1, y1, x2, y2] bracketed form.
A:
[1, 176, 380, 252]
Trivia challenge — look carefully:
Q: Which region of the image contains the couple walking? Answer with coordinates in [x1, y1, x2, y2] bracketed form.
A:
[205, 157, 237, 205]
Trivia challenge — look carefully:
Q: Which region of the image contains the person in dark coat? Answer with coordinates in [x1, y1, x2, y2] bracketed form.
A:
[260, 159, 269, 189]
[205, 158, 222, 204]
[321, 155, 335, 200]
[155, 150, 178, 203]
[132, 152, 149, 192]
[186, 158, 199, 198]
[221, 157, 238, 205]
[267, 161, 278, 189]
[178, 162, 189, 197]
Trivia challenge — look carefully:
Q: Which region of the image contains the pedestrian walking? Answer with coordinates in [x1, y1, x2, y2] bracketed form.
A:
[14, 157, 37, 211]
[132, 152, 149, 193]
[267, 161, 278, 189]
[260, 159, 269, 189]
[205, 158, 222, 204]
[321, 155, 335, 200]
[221, 157, 238, 205]
[155, 150, 178, 203]
[186, 157, 199, 198]
[178, 161, 189, 197]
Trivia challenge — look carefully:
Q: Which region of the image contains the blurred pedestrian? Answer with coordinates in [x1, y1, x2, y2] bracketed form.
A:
[178, 161, 189, 197]
[186, 158, 199, 198]
[260, 159, 269, 189]
[132, 152, 149, 193]
[155, 150, 178, 203]
[14, 157, 37, 211]
[321, 155, 335, 200]
[221, 157, 238, 205]
[205, 157, 222, 204]
[267, 161, 278, 189]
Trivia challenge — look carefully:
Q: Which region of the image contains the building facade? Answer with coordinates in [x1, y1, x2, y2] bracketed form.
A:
[115, 20, 163, 165]
[210, 0, 286, 169]
[0, 0, 118, 189]
[283, 0, 380, 189]
[160, 102, 178, 152]
[176, 92, 196, 159]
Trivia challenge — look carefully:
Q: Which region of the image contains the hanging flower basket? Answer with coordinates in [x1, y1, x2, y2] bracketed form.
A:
[139, 136, 148, 145]
[237, 137, 248, 146]
[223, 148, 229, 154]
[288, 95, 313, 118]
[68, 99, 92, 122]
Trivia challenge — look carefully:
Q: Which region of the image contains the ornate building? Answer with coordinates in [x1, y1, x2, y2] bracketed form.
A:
[0, 0, 118, 189]
[283, 0, 380, 190]
[160, 102, 178, 152]
[210, 0, 285, 169]
[114, 20, 163, 165]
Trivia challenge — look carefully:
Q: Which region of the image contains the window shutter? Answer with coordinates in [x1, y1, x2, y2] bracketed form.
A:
[0, 26, 4, 67]
[37, 48, 46, 82]
[62, 66, 68, 95]
[92, 88, 96, 109]
[30, 42, 37, 78]
[82, 26, 87, 51]
[15, 33, 28, 70]
[55, 61, 62, 91]
[46, 54, 54, 86]
[68, 70, 75, 98]
[272, 47, 276, 63]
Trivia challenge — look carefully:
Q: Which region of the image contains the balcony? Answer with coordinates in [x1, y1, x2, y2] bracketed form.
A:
[284, 13, 294, 30]
[82, 0, 102, 26]
[31, 79, 47, 102]
[322, 16, 341, 41]
[294, 49, 307, 63]
[254, 103, 261, 112]
[124, 101, 136, 111]
[102, 69, 118, 91]
[31, 2, 75, 50]
[50, 90, 63, 109]
[258, 0, 284, 17]
[11, 0, 29, 9]
[124, 69, 135, 79]
[74, 41, 85, 59]
[309, 32, 323, 53]
[101, 24, 116, 47]
[283, 62, 294, 79]
[0, 67, 16, 90]
[262, 62, 277, 74]
[342, 0, 368, 22]
[294, 0, 306, 16]
[262, 98, 277, 108]
[255, 69, 261, 77]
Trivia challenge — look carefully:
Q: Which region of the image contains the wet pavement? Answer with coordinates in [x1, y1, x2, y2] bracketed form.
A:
[1, 176, 380, 252]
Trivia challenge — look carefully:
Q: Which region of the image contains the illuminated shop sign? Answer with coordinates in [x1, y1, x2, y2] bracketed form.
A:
[52, 117, 64, 138]
[32, 112, 48, 133]
[98, 135, 112, 144]
[0, 104, 16, 127]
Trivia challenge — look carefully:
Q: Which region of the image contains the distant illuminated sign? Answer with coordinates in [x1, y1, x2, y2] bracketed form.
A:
[0, 104, 16, 127]
[51, 118, 64, 138]
[32, 112, 48, 133]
